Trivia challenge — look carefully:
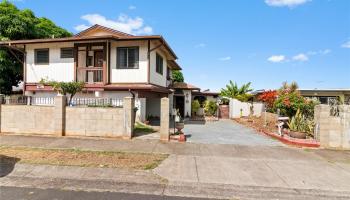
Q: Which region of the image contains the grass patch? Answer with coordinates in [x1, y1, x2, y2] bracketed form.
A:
[0, 146, 168, 170]
[134, 122, 156, 134]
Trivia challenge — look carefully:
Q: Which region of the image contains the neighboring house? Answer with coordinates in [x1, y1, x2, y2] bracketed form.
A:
[172, 82, 219, 117]
[253, 88, 350, 105]
[0, 24, 181, 121]
[299, 89, 350, 105]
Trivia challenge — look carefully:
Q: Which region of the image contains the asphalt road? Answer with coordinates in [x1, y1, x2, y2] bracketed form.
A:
[0, 186, 220, 200]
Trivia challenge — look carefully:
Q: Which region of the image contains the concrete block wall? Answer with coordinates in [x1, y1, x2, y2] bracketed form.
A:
[0, 105, 55, 135]
[0, 96, 135, 139]
[315, 104, 350, 150]
[65, 107, 124, 137]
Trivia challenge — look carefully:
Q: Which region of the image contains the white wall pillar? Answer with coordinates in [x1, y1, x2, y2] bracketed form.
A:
[123, 97, 135, 139]
[160, 97, 170, 141]
[53, 95, 66, 136]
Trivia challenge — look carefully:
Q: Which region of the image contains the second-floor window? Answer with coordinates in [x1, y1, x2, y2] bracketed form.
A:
[117, 47, 139, 69]
[156, 53, 163, 75]
[34, 48, 49, 65]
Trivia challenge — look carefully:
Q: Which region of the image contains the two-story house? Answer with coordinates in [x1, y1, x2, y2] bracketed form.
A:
[1, 24, 182, 121]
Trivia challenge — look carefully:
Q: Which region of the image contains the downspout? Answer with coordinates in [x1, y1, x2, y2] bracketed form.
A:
[23, 44, 26, 95]
[147, 40, 150, 83]
[129, 89, 136, 98]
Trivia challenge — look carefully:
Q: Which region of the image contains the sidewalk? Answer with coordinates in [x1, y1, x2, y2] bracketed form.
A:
[2, 163, 350, 200]
[1, 135, 350, 199]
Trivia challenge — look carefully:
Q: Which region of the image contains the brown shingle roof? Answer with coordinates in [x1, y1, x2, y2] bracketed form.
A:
[0, 24, 178, 59]
[167, 60, 182, 70]
[74, 24, 133, 37]
[172, 82, 200, 90]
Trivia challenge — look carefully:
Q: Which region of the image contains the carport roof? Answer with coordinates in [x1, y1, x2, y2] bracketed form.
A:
[172, 82, 200, 90]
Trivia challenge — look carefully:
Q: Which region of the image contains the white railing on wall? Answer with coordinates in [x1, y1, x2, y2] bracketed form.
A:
[1, 96, 55, 106]
[68, 98, 123, 108]
[31, 97, 55, 106]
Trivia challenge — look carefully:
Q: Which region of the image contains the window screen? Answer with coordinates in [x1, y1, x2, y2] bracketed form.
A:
[35, 49, 49, 64]
[60, 48, 74, 58]
[117, 47, 139, 69]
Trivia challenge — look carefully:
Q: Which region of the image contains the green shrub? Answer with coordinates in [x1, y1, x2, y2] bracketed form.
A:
[191, 100, 200, 115]
[204, 100, 218, 116]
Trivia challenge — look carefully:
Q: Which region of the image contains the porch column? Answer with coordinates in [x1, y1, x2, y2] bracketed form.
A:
[53, 95, 66, 136]
[160, 97, 170, 141]
[123, 97, 135, 139]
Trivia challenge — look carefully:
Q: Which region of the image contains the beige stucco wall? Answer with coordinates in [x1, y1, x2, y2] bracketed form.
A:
[65, 107, 124, 137]
[0, 105, 55, 135]
[149, 42, 168, 87]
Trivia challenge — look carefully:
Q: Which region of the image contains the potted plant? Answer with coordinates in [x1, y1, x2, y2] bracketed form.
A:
[144, 114, 152, 125]
[175, 109, 186, 142]
[287, 109, 314, 139]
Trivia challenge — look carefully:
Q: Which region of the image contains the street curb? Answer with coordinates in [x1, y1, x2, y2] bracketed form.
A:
[2, 176, 350, 200]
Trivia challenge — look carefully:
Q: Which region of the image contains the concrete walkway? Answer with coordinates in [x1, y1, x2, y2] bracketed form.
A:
[184, 120, 282, 146]
[1, 135, 350, 199]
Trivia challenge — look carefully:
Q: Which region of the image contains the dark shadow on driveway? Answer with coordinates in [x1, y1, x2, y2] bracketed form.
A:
[0, 155, 20, 177]
[184, 120, 206, 125]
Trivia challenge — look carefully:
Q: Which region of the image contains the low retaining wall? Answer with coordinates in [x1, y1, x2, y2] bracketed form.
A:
[315, 105, 350, 150]
[0, 96, 135, 139]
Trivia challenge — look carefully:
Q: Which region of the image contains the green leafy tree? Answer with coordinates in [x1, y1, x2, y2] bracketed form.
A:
[0, 0, 72, 95]
[220, 80, 253, 102]
[172, 70, 184, 82]
[41, 79, 84, 105]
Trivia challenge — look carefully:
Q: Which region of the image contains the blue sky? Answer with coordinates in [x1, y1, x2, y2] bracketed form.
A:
[13, 0, 350, 91]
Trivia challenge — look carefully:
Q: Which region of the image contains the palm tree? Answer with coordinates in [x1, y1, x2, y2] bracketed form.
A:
[280, 81, 299, 93]
[220, 80, 253, 102]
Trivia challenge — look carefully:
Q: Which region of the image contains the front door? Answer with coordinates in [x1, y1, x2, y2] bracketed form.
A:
[94, 51, 104, 82]
[174, 96, 185, 118]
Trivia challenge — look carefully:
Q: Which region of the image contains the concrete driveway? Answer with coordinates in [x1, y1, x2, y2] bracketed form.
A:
[184, 119, 282, 146]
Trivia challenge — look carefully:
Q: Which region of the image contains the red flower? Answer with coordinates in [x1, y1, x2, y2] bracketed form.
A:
[283, 98, 291, 107]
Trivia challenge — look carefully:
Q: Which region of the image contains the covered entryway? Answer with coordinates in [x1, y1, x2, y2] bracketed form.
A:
[184, 120, 282, 146]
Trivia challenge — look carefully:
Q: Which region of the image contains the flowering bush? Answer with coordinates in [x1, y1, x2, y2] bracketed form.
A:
[258, 90, 277, 112]
[274, 91, 318, 119]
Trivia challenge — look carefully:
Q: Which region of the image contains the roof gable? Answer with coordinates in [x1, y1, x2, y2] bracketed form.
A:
[75, 24, 133, 38]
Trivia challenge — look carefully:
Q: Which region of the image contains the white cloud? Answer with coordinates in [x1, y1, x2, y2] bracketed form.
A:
[292, 53, 309, 61]
[75, 14, 153, 35]
[128, 5, 136, 10]
[321, 49, 331, 54]
[265, 0, 311, 7]
[74, 24, 90, 32]
[195, 43, 206, 48]
[341, 40, 350, 48]
[267, 55, 286, 63]
[219, 56, 231, 61]
[307, 49, 331, 55]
